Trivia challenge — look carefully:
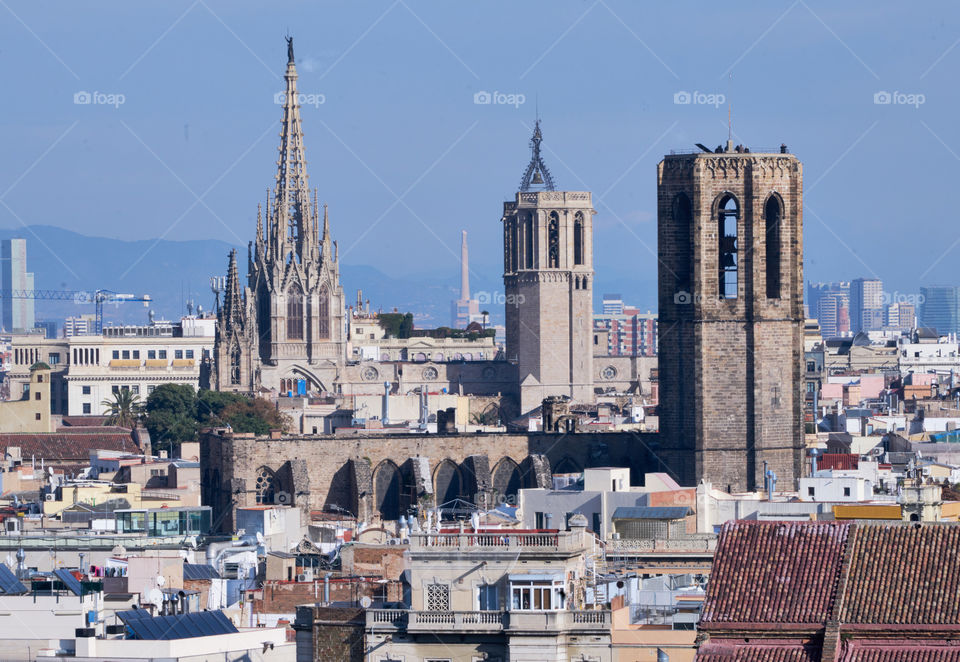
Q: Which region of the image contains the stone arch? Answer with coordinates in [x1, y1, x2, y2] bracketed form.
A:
[672, 192, 693, 292]
[373, 460, 402, 521]
[433, 459, 462, 506]
[573, 211, 584, 266]
[492, 457, 522, 503]
[255, 466, 279, 505]
[764, 193, 784, 299]
[715, 192, 740, 299]
[287, 283, 304, 340]
[553, 456, 582, 476]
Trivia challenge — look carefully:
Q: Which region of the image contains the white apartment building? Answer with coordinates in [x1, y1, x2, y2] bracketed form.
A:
[6, 317, 214, 416]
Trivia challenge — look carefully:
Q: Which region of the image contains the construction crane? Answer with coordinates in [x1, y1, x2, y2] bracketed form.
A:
[0, 289, 152, 334]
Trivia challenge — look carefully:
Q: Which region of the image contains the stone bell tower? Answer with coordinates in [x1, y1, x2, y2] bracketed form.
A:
[503, 122, 596, 414]
[657, 141, 805, 492]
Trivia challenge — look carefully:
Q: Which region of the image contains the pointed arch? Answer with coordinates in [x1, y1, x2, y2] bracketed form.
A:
[764, 193, 783, 299]
[229, 344, 242, 385]
[573, 211, 585, 266]
[492, 457, 522, 502]
[523, 213, 534, 268]
[318, 284, 330, 340]
[548, 211, 560, 268]
[287, 282, 304, 340]
[373, 460, 402, 521]
[672, 192, 693, 292]
[716, 192, 740, 299]
[255, 466, 279, 505]
[433, 459, 462, 506]
[553, 457, 582, 476]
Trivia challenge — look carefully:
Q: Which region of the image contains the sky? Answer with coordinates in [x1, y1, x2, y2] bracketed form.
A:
[1, 1, 960, 312]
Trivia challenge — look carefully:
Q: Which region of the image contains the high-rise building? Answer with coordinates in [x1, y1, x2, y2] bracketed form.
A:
[601, 294, 624, 315]
[658, 140, 804, 492]
[450, 230, 481, 328]
[850, 277, 884, 334]
[503, 121, 594, 414]
[1, 239, 35, 333]
[593, 302, 657, 357]
[64, 314, 97, 337]
[808, 281, 851, 338]
[919, 286, 960, 336]
[886, 301, 915, 331]
[212, 38, 346, 393]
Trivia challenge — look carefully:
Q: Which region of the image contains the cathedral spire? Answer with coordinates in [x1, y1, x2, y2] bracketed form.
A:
[519, 119, 556, 192]
[222, 249, 245, 332]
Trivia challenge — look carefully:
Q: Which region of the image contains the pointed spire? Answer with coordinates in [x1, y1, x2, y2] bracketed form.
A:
[519, 119, 556, 192]
[222, 249, 245, 332]
[322, 203, 330, 241]
[256, 204, 263, 244]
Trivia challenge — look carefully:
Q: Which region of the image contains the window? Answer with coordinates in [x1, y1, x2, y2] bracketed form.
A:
[287, 284, 304, 341]
[426, 583, 450, 611]
[112, 350, 120, 359]
[807, 361, 816, 372]
[808, 486, 815, 497]
[548, 211, 559, 268]
[255, 467, 278, 505]
[672, 193, 692, 292]
[523, 213, 534, 268]
[47, 353, 60, 365]
[535, 512, 545, 529]
[112, 385, 120, 394]
[510, 579, 563, 611]
[148, 350, 156, 359]
[82, 403, 91, 414]
[478, 584, 498, 611]
[765, 195, 782, 299]
[158, 350, 167, 359]
[174, 350, 183, 360]
[185, 350, 194, 359]
[131, 385, 140, 394]
[319, 286, 330, 340]
[34, 392, 41, 401]
[147, 385, 156, 394]
[717, 194, 739, 299]
[230, 346, 242, 386]
[843, 487, 851, 497]
[35, 413, 41, 421]
[122, 350, 130, 359]
[573, 211, 584, 265]
[82, 386, 91, 395]
[132, 350, 140, 359]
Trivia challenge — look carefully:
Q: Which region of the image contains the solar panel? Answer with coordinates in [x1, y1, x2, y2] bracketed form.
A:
[53, 568, 83, 595]
[0, 564, 27, 595]
[183, 563, 220, 580]
[117, 609, 238, 640]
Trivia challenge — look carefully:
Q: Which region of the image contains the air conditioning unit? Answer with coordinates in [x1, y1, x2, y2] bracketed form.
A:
[296, 574, 307, 582]
[44, 494, 54, 502]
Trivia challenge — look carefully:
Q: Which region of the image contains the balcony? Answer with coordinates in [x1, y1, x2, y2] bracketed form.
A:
[366, 609, 610, 633]
[407, 530, 584, 556]
[109, 359, 141, 369]
[144, 359, 168, 368]
[171, 359, 195, 368]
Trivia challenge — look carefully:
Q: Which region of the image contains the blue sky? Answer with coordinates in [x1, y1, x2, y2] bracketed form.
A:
[1, 1, 959, 311]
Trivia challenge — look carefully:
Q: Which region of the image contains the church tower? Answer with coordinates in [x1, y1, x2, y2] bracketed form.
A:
[214, 38, 345, 394]
[657, 141, 805, 492]
[213, 249, 257, 391]
[502, 122, 595, 414]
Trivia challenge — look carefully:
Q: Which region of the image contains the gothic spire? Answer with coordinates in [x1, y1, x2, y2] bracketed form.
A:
[222, 249, 245, 332]
[519, 119, 556, 192]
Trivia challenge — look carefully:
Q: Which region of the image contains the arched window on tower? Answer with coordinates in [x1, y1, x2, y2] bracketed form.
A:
[524, 214, 534, 269]
[255, 466, 278, 505]
[504, 220, 512, 273]
[717, 194, 739, 299]
[548, 212, 560, 268]
[574, 212, 584, 266]
[672, 193, 692, 292]
[230, 345, 241, 385]
[318, 285, 330, 340]
[765, 195, 782, 299]
[287, 284, 304, 340]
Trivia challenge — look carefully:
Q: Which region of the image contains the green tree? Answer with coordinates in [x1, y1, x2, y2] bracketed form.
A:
[101, 389, 141, 429]
[196, 389, 289, 435]
[144, 384, 199, 452]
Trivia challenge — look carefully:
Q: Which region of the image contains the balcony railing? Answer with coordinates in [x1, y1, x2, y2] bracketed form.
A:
[408, 531, 581, 553]
[366, 609, 610, 633]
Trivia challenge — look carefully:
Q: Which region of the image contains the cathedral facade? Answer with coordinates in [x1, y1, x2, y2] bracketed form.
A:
[213, 39, 346, 394]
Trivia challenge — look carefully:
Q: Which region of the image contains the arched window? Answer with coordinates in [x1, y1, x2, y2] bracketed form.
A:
[287, 284, 304, 340]
[523, 214, 534, 269]
[255, 466, 278, 505]
[504, 220, 514, 273]
[318, 285, 330, 340]
[574, 212, 584, 266]
[765, 195, 782, 299]
[717, 194, 739, 299]
[672, 193, 692, 292]
[548, 212, 560, 268]
[230, 345, 241, 385]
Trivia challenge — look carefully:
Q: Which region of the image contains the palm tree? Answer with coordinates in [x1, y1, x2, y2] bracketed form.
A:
[102, 389, 142, 429]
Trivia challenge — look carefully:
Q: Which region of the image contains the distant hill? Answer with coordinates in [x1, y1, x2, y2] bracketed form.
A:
[0, 225, 656, 332]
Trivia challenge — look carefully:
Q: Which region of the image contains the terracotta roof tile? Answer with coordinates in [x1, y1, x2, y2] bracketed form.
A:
[0, 432, 137, 462]
[700, 521, 850, 626]
[820, 454, 860, 471]
[842, 524, 960, 624]
[697, 642, 820, 661]
[841, 644, 960, 661]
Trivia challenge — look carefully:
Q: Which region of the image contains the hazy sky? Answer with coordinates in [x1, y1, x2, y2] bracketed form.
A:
[1, 1, 959, 308]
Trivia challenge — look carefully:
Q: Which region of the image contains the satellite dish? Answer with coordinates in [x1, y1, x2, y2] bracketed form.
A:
[147, 588, 164, 609]
[156, 575, 166, 587]
[112, 545, 127, 556]
[360, 596, 372, 609]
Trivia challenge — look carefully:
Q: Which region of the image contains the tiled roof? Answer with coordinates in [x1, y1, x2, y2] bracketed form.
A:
[700, 521, 850, 625]
[697, 642, 821, 662]
[841, 645, 960, 661]
[611, 506, 692, 520]
[60, 416, 111, 427]
[0, 432, 138, 461]
[842, 524, 960, 624]
[819, 454, 860, 471]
